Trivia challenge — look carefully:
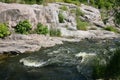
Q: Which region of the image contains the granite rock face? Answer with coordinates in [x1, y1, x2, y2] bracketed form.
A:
[0, 30, 119, 54]
[0, 34, 63, 54]
[80, 4, 105, 27]
[0, 2, 119, 54]
[0, 2, 105, 30]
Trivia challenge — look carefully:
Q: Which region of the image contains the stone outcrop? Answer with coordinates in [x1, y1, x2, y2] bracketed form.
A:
[0, 34, 63, 54]
[0, 2, 119, 54]
[0, 30, 119, 54]
[80, 4, 104, 27]
[0, 2, 76, 30]
[0, 2, 105, 30]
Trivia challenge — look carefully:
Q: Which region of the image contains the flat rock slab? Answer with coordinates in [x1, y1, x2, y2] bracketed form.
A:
[0, 34, 63, 54]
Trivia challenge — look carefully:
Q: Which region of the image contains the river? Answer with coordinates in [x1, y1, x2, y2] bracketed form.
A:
[0, 38, 119, 80]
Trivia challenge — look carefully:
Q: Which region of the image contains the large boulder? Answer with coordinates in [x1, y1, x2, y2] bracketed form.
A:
[0, 3, 37, 29]
[0, 2, 60, 29]
[80, 4, 105, 27]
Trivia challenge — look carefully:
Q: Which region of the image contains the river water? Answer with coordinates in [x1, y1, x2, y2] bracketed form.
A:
[0, 39, 119, 80]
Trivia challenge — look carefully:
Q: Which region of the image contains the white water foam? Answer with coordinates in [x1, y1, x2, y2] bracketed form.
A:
[20, 57, 47, 67]
[75, 52, 96, 62]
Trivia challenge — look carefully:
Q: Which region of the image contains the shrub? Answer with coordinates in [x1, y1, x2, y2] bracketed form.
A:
[50, 29, 61, 37]
[92, 57, 106, 79]
[105, 48, 120, 79]
[76, 18, 88, 30]
[63, 0, 80, 5]
[70, 9, 76, 13]
[104, 26, 119, 33]
[92, 47, 120, 79]
[35, 23, 49, 35]
[76, 8, 84, 16]
[58, 12, 65, 23]
[15, 20, 32, 34]
[63, 0, 72, 3]
[0, 23, 10, 38]
[60, 5, 68, 11]
[114, 10, 120, 27]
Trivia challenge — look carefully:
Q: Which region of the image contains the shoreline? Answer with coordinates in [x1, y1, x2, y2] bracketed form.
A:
[0, 30, 119, 54]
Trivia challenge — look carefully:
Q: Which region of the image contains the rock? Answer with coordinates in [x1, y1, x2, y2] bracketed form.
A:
[60, 27, 119, 39]
[0, 34, 63, 54]
[0, 29, 119, 54]
[0, 2, 59, 29]
[80, 4, 105, 27]
[106, 17, 115, 27]
[0, 2, 119, 54]
[0, 2, 106, 31]
[0, 3, 37, 29]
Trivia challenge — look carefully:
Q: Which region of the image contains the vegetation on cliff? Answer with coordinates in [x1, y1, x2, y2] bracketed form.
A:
[15, 20, 32, 34]
[0, 23, 10, 38]
[35, 23, 49, 35]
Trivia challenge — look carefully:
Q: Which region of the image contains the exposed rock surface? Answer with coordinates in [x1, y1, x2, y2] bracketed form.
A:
[0, 2, 104, 30]
[80, 4, 105, 27]
[0, 2, 119, 54]
[0, 34, 63, 54]
[0, 30, 119, 54]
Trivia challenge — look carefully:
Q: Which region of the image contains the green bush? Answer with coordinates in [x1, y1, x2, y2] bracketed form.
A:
[92, 57, 106, 79]
[76, 8, 84, 16]
[0, 23, 10, 38]
[92, 47, 120, 79]
[58, 12, 65, 23]
[35, 23, 49, 35]
[104, 26, 119, 33]
[70, 9, 76, 13]
[60, 5, 68, 11]
[114, 10, 120, 27]
[50, 29, 61, 37]
[63, 0, 80, 5]
[105, 48, 120, 79]
[76, 18, 88, 30]
[15, 20, 32, 34]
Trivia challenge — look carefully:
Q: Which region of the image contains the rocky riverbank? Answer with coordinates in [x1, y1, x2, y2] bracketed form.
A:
[0, 30, 119, 54]
[0, 2, 119, 54]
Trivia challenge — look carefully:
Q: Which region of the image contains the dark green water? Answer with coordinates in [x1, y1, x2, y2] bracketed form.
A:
[0, 39, 119, 80]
